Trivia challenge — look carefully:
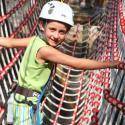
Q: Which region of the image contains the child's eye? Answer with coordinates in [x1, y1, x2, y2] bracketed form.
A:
[59, 31, 66, 35]
[59, 30, 67, 35]
[49, 28, 55, 31]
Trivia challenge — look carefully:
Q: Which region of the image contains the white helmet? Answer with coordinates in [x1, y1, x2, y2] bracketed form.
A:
[39, 1, 74, 26]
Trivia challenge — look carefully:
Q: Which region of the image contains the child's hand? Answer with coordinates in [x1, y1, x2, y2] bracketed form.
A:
[110, 60, 125, 70]
[116, 61, 125, 70]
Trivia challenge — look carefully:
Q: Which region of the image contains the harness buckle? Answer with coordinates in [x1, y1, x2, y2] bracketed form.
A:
[32, 92, 39, 98]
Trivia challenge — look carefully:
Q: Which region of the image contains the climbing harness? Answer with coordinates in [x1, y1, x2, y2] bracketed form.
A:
[8, 67, 55, 125]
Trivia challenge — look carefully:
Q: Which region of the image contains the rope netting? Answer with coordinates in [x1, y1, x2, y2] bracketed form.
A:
[0, 0, 125, 125]
[0, 0, 45, 124]
[40, 0, 125, 124]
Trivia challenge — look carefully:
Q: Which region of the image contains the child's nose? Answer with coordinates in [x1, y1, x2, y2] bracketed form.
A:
[53, 32, 59, 39]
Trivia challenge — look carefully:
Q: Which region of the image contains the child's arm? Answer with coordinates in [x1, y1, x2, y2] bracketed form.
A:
[0, 36, 34, 48]
[38, 46, 123, 70]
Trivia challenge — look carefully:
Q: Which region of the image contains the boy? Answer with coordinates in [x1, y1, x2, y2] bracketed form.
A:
[0, 1, 124, 125]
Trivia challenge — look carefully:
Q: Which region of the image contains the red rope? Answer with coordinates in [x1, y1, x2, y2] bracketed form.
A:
[0, 0, 27, 23]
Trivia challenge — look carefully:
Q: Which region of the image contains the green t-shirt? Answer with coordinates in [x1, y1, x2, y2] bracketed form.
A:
[18, 36, 52, 92]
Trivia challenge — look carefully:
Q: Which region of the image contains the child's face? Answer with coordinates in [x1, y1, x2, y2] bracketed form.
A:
[44, 20, 69, 47]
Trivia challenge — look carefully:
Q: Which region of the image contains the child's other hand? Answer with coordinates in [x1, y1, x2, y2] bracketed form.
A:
[111, 60, 125, 70]
[116, 61, 125, 70]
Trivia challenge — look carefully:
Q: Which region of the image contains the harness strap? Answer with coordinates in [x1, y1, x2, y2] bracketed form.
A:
[14, 85, 40, 98]
[9, 81, 40, 98]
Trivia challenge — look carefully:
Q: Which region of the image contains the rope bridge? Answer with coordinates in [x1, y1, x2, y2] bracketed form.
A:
[0, 0, 125, 125]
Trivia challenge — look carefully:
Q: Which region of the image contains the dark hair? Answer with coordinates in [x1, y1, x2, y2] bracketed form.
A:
[39, 18, 46, 26]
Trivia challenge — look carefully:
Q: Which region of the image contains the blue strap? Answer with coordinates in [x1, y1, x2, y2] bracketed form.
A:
[36, 84, 47, 125]
[30, 83, 48, 125]
[31, 65, 55, 125]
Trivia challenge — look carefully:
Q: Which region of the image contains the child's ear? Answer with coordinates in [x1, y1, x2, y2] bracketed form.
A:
[39, 21, 44, 31]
